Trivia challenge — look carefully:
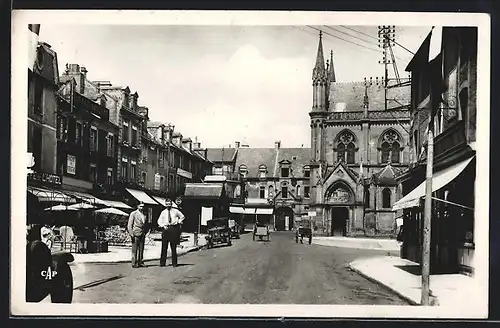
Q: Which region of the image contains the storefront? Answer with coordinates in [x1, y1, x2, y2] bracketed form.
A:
[394, 155, 476, 275]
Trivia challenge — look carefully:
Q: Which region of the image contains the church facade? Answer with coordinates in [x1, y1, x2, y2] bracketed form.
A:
[308, 33, 412, 237]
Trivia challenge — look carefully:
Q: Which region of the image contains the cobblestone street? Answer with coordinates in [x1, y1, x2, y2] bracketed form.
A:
[70, 231, 407, 304]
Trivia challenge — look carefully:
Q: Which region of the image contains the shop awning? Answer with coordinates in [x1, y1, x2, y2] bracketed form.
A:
[64, 191, 110, 206]
[104, 200, 132, 210]
[125, 188, 158, 205]
[392, 156, 474, 211]
[244, 208, 256, 215]
[150, 196, 178, 208]
[184, 183, 223, 198]
[229, 206, 245, 214]
[27, 186, 76, 204]
[256, 208, 274, 215]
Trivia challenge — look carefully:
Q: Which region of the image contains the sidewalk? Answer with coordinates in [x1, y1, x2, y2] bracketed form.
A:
[312, 236, 401, 251]
[349, 255, 483, 309]
[70, 233, 207, 264]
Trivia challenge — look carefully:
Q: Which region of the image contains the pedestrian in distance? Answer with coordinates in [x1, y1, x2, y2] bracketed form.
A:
[127, 202, 148, 268]
[157, 198, 185, 267]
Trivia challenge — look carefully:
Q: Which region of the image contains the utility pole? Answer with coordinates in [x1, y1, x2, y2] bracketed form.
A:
[378, 25, 396, 111]
[421, 118, 434, 305]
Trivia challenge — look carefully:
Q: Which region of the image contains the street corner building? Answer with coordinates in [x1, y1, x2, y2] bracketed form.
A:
[395, 27, 478, 276]
[306, 32, 412, 237]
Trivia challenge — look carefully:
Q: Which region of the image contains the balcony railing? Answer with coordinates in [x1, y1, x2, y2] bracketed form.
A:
[328, 110, 410, 121]
[434, 120, 466, 160]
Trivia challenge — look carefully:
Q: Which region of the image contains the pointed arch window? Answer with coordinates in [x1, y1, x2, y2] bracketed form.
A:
[379, 130, 401, 164]
[365, 188, 370, 208]
[336, 130, 356, 164]
[382, 188, 392, 208]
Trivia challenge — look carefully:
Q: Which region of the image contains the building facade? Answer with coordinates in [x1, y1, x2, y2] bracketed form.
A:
[207, 142, 240, 179]
[308, 33, 412, 237]
[395, 27, 478, 275]
[27, 42, 59, 176]
[57, 64, 119, 195]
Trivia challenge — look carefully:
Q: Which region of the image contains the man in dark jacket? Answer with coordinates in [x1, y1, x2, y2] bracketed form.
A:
[127, 202, 148, 268]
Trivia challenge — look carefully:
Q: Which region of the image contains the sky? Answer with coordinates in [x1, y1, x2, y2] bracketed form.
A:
[38, 25, 431, 149]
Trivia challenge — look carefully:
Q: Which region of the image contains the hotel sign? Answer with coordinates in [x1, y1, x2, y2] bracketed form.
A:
[177, 168, 192, 179]
[27, 171, 62, 186]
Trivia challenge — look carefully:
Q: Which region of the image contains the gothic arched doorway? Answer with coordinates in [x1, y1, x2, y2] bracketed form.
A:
[331, 207, 348, 236]
[325, 181, 354, 237]
[274, 206, 294, 231]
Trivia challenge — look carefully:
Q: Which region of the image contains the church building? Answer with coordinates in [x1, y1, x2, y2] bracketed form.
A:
[308, 32, 412, 237]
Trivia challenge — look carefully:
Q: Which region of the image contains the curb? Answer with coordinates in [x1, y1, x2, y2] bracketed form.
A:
[312, 241, 399, 252]
[347, 262, 419, 306]
[70, 244, 206, 265]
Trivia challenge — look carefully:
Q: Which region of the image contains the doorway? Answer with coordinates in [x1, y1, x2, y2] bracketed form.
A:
[275, 207, 294, 231]
[331, 207, 348, 236]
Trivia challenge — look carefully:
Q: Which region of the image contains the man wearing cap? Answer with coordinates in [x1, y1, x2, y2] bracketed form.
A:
[157, 198, 185, 267]
[127, 202, 148, 268]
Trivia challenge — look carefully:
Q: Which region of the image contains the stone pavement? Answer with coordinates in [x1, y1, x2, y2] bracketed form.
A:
[70, 233, 207, 264]
[312, 236, 401, 251]
[349, 255, 484, 311]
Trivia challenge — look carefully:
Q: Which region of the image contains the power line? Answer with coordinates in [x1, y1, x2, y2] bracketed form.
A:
[340, 25, 378, 40]
[341, 25, 415, 56]
[323, 26, 379, 48]
[305, 25, 382, 54]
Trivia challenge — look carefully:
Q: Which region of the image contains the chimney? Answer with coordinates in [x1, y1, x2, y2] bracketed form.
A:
[235, 141, 240, 149]
[130, 92, 139, 111]
[80, 66, 88, 78]
[68, 63, 80, 73]
[275, 141, 281, 149]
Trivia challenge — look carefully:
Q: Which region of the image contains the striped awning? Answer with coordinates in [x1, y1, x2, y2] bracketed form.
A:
[104, 200, 132, 210]
[64, 191, 110, 206]
[27, 186, 76, 204]
[125, 188, 158, 205]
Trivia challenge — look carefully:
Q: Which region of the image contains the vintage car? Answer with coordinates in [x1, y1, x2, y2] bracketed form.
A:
[26, 224, 74, 303]
[205, 217, 232, 248]
[253, 222, 270, 242]
[295, 223, 313, 245]
[228, 219, 240, 239]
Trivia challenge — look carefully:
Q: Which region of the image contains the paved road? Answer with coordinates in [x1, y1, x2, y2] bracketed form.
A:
[70, 231, 408, 304]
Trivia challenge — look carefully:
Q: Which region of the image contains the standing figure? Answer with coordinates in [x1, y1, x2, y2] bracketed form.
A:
[127, 202, 148, 268]
[157, 199, 185, 267]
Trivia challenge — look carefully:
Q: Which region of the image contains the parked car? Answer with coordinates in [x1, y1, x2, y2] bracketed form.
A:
[26, 224, 74, 303]
[205, 217, 232, 248]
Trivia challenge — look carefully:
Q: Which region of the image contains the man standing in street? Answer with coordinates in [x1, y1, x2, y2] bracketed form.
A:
[127, 202, 148, 268]
[157, 199, 185, 267]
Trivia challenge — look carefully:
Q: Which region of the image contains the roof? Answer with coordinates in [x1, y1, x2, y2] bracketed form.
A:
[206, 148, 237, 163]
[234, 147, 311, 178]
[372, 164, 404, 186]
[277, 148, 311, 177]
[234, 148, 277, 177]
[184, 183, 223, 198]
[329, 81, 410, 112]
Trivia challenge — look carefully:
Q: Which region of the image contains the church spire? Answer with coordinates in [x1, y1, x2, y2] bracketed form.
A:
[328, 50, 336, 82]
[363, 79, 369, 110]
[312, 31, 326, 81]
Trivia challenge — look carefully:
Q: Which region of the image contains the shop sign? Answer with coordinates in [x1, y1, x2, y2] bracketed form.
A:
[308, 211, 316, 217]
[27, 171, 62, 186]
[154, 173, 161, 190]
[67, 154, 76, 175]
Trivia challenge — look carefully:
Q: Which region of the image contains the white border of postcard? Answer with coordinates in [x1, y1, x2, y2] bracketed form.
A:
[11, 10, 490, 318]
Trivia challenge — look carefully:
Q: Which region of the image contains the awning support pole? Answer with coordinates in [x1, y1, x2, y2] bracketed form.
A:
[422, 122, 434, 306]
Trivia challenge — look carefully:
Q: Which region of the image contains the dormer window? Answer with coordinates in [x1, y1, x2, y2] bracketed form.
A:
[281, 167, 289, 178]
[303, 165, 311, 178]
[239, 164, 248, 178]
[259, 165, 267, 178]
